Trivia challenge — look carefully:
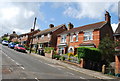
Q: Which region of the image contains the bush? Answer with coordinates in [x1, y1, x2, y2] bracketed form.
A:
[52, 54, 61, 60]
[77, 47, 101, 62]
[14, 41, 19, 44]
[59, 56, 65, 61]
[44, 47, 54, 53]
[25, 46, 30, 50]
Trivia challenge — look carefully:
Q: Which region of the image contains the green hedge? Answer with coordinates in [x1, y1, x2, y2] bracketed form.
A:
[44, 47, 54, 53]
[52, 54, 61, 60]
[77, 47, 101, 62]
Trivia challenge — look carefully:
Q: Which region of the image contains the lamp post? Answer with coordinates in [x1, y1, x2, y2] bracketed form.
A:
[29, 17, 37, 53]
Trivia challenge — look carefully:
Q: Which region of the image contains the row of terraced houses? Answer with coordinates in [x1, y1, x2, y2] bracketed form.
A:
[7, 11, 120, 74]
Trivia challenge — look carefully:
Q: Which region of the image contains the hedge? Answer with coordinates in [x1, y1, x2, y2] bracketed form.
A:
[77, 47, 101, 62]
[44, 47, 54, 53]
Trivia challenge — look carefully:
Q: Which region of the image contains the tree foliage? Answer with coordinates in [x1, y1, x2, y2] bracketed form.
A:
[98, 36, 118, 63]
[2, 37, 9, 41]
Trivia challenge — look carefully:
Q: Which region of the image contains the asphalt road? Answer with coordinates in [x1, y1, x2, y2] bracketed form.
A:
[1, 44, 103, 80]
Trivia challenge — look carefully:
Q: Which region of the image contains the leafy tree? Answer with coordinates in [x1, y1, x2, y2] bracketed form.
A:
[98, 36, 119, 64]
[2, 37, 9, 41]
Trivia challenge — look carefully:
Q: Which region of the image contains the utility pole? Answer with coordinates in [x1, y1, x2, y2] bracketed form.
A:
[29, 17, 37, 53]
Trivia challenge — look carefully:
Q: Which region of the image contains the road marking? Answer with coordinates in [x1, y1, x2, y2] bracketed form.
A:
[20, 67, 25, 70]
[3, 52, 25, 70]
[15, 62, 20, 65]
[79, 76, 85, 79]
[35, 78, 39, 81]
[66, 72, 75, 76]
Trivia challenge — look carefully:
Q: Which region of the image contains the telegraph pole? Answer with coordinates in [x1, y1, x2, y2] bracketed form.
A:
[29, 17, 37, 53]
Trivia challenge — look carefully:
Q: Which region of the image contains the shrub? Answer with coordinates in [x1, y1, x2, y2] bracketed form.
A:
[52, 54, 61, 60]
[77, 47, 101, 62]
[44, 47, 54, 53]
[25, 46, 30, 50]
[14, 41, 19, 44]
[59, 56, 65, 61]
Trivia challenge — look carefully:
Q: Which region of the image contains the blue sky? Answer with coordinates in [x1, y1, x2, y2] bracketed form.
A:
[0, 2, 119, 36]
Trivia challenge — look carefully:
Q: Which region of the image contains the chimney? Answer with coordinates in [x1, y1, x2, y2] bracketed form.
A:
[68, 22, 74, 30]
[105, 11, 111, 23]
[49, 24, 54, 28]
[13, 31, 16, 34]
[31, 29, 34, 32]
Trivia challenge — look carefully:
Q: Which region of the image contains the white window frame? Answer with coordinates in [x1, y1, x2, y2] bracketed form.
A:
[61, 35, 66, 43]
[84, 31, 93, 41]
[70, 34, 73, 42]
[76, 33, 79, 42]
[41, 35, 44, 39]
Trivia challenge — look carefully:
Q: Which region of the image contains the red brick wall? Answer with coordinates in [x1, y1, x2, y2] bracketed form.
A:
[51, 25, 67, 49]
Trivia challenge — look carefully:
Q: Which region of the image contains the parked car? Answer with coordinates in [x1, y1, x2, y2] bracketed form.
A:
[14, 44, 26, 53]
[2, 40, 9, 46]
[8, 42, 16, 48]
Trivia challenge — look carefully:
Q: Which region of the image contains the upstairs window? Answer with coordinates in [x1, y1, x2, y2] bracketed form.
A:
[84, 31, 93, 41]
[41, 35, 44, 39]
[76, 33, 78, 41]
[70, 35, 73, 42]
[47, 33, 50, 38]
[61, 35, 66, 43]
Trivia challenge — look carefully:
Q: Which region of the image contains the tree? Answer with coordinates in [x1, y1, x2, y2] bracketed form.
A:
[2, 37, 9, 41]
[98, 36, 118, 64]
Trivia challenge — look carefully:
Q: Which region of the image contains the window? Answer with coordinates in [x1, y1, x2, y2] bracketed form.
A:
[76, 34, 78, 41]
[41, 35, 44, 39]
[84, 31, 93, 41]
[61, 35, 66, 43]
[47, 33, 50, 38]
[70, 35, 73, 42]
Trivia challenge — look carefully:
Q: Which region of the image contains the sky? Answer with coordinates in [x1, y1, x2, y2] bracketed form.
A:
[0, 1, 119, 36]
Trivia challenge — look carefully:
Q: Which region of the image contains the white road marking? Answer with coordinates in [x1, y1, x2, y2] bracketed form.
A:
[35, 78, 39, 81]
[66, 72, 75, 76]
[15, 62, 20, 65]
[79, 76, 85, 79]
[20, 67, 25, 70]
[3, 52, 25, 70]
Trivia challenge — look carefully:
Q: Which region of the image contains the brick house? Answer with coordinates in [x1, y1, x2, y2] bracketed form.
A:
[12, 29, 40, 47]
[32, 24, 67, 49]
[9, 31, 18, 42]
[114, 22, 120, 74]
[57, 11, 113, 55]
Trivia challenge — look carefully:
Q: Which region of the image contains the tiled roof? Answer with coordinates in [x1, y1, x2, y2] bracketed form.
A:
[59, 21, 106, 35]
[34, 24, 65, 36]
[115, 23, 120, 34]
[18, 29, 40, 37]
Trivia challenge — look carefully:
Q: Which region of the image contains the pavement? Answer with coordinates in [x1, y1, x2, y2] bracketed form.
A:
[30, 52, 119, 80]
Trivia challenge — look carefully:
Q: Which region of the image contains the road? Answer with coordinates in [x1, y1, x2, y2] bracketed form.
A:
[1, 44, 103, 80]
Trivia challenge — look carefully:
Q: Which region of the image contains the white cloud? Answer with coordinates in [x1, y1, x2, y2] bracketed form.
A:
[63, 2, 118, 20]
[111, 23, 118, 32]
[0, 2, 43, 36]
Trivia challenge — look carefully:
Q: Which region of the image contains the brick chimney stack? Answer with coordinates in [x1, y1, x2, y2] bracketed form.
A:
[13, 31, 16, 34]
[49, 24, 54, 28]
[31, 29, 34, 32]
[105, 11, 111, 23]
[68, 22, 74, 30]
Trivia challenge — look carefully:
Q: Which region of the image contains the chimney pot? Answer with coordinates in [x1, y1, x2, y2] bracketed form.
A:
[31, 29, 34, 32]
[68, 22, 74, 30]
[49, 24, 54, 28]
